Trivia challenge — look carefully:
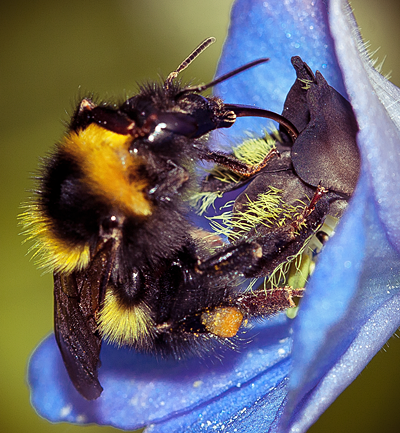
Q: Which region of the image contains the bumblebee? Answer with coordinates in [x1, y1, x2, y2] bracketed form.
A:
[22, 38, 359, 400]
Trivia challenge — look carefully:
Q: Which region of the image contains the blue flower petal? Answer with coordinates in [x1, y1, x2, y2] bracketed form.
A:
[145, 362, 289, 433]
[277, 2, 400, 430]
[283, 172, 400, 431]
[329, 0, 400, 253]
[288, 290, 400, 432]
[29, 316, 294, 430]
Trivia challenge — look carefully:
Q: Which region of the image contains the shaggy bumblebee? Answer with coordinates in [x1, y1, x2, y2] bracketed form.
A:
[22, 38, 357, 400]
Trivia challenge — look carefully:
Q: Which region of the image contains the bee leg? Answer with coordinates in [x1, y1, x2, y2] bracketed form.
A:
[234, 286, 304, 317]
[195, 241, 262, 277]
[159, 242, 303, 341]
[198, 286, 305, 339]
[200, 147, 279, 177]
[291, 184, 328, 231]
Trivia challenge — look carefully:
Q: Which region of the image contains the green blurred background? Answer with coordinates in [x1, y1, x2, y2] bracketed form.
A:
[1, 1, 399, 432]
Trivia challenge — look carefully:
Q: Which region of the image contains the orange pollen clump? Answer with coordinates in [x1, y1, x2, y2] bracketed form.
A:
[201, 306, 244, 338]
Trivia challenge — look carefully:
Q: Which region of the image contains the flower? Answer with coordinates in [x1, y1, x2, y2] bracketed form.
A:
[28, 0, 400, 431]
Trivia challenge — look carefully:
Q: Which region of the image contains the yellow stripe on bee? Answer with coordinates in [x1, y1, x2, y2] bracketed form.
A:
[19, 204, 90, 274]
[97, 288, 155, 347]
[64, 124, 152, 217]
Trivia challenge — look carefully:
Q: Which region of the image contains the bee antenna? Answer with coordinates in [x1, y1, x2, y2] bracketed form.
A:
[165, 37, 216, 88]
[176, 58, 270, 98]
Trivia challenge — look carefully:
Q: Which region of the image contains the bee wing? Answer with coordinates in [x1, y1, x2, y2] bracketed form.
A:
[54, 238, 117, 400]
